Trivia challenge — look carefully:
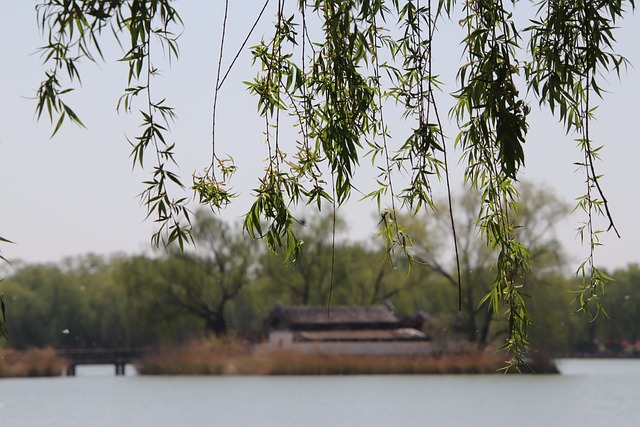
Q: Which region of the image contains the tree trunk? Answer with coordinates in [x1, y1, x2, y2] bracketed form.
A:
[206, 313, 228, 337]
[478, 309, 493, 346]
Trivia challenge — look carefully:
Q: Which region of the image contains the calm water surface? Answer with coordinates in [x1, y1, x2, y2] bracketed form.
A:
[1, 359, 639, 427]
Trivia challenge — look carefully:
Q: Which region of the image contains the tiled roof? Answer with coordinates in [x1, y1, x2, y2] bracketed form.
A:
[296, 328, 427, 342]
[266, 303, 403, 330]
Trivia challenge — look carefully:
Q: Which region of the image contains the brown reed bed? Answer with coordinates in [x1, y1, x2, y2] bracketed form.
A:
[136, 337, 537, 376]
[138, 336, 254, 375]
[260, 351, 506, 375]
[0, 347, 68, 378]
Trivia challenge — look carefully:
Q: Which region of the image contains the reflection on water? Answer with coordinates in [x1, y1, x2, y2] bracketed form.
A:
[1, 359, 639, 427]
[556, 358, 640, 376]
[72, 364, 138, 377]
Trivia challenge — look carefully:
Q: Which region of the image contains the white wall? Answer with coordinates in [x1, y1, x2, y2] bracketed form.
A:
[262, 332, 436, 356]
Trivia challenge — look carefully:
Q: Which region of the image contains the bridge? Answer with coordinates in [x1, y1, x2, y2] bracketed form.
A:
[57, 348, 145, 376]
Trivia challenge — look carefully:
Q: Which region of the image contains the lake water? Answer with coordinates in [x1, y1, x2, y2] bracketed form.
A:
[1, 359, 639, 427]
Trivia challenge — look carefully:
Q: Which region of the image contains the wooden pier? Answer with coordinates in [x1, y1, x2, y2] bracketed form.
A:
[57, 348, 144, 376]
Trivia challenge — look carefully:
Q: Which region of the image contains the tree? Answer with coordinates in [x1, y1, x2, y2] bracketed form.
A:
[260, 213, 345, 305]
[261, 212, 407, 306]
[33, 0, 634, 367]
[397, 183, 570, 347]
[120, 210, 260, 338]
[115, 255, 196, 346]
[526, 272, 587, 355]
[64, 254, 137, 349]
[1, 263, 93, 349]
[186, 209, 261, 336]
[595, 264, 640, 347]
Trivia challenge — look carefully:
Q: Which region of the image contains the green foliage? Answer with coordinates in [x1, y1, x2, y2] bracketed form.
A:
[1, 207, 638, 358]
[36, 0, 190, 250]
[260, 212, 411, 307]
[236, 0, 633, 367]
[119, 210, 261, 338]
[2, 264, 91, 349]
[526, 273, 587, 354]
[525, 0, 628, 320]
[33, 1, 636, 366]
[117, 255, 215, 344]
[450, 1, 533, 368]
[592, 264, 640, 346]
[394, 183, 571, 366]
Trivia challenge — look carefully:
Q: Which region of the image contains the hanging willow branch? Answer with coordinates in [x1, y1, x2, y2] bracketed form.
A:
[33, 0, 635, 367]
[526, 0, 629, 319]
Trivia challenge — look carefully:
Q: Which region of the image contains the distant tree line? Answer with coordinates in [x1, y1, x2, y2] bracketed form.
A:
[1, 186, 638, 356]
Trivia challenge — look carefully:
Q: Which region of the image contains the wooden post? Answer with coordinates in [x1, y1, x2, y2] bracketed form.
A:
[65, 364, 76, 376]
[115, 363, 126, 376]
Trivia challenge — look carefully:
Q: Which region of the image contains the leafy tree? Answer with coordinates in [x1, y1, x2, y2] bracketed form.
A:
[397, 192, 496, 344]
[0, 279, 51, 349]
[1, 263, 93, 349]
[33, 0, 635, 366]
[397, 183, 570, 348]
[115, 256, 197, 346]
[526, 273, 588, 355]
[328, 244, 405, 306]
[594, 264, 640, 348]
[261, 213, 347, 305]
[120, 211, 260, 338]
[64, 254, 138, 348]
[260, 212, 410, 307]
[186, 210, 262, 335]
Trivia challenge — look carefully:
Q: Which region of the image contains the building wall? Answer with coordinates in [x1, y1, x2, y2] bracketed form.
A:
[262, 331, 435, 356]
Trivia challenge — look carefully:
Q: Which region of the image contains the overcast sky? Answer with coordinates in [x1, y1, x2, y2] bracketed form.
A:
[1, 2, 638, 271]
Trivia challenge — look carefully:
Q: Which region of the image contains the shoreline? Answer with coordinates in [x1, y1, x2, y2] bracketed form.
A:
[1, 341, 564, 378]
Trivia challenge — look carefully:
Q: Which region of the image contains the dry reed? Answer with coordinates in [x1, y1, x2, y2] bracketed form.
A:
[136, 337, 520, 375]
[0, 347, 68, 377]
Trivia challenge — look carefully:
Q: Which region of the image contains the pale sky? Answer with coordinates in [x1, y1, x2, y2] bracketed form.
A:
[1, 2, 638, 271]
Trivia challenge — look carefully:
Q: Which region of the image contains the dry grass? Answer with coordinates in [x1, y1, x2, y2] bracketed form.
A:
[0, 340, 557, 377]
[137, 337, 521, 375]
[138, 337, 254, 375]
[0, 347, 68, 378]
[260, 351, 506, 375]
